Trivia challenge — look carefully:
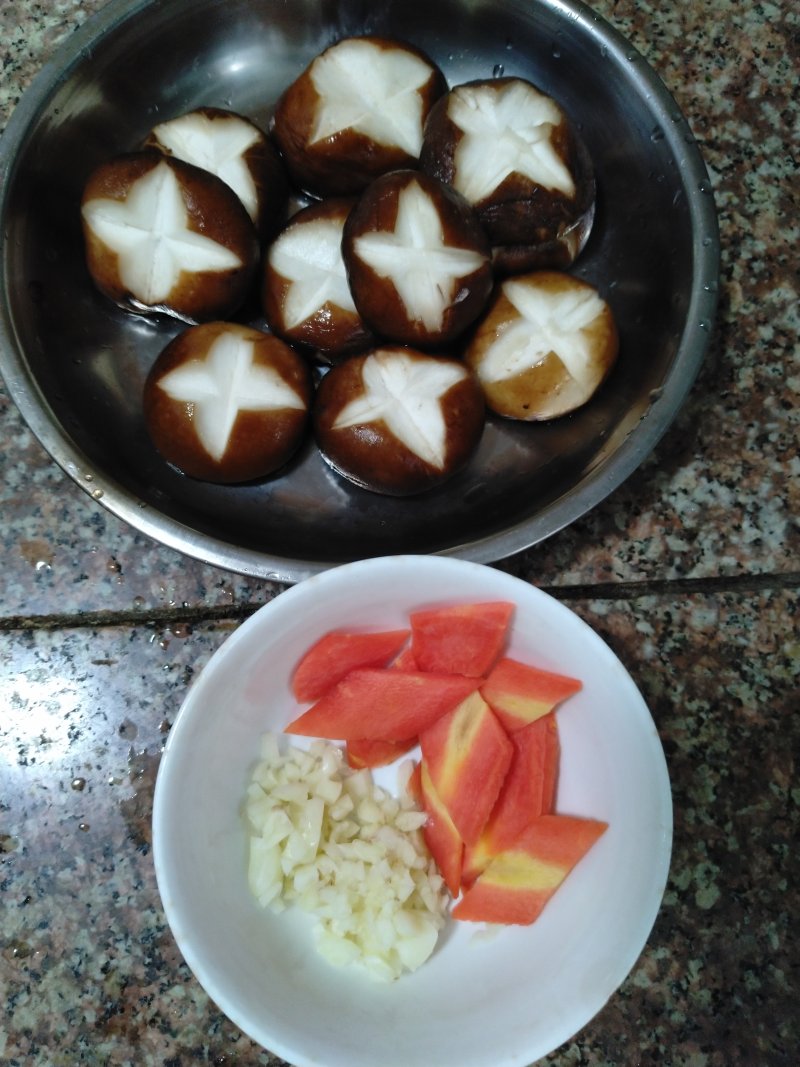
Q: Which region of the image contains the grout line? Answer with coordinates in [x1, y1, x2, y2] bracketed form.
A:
[539, 570, 800, 601]
[1, 571, 798, 633]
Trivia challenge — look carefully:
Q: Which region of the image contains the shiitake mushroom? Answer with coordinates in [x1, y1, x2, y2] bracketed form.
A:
[341, 169, 493, 348]
[314, 345, 485, 495]
[262, 197, 374, 363]
[81, 153, 258, 323]
[420, 78, 595, 273]
[143, 321, 313, 483]
[145, 106, 289, 239]
[464, 271, 619, 421]
[272, 35, 447, 198]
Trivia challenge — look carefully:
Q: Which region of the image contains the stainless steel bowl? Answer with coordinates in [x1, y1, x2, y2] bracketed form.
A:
[0, 0, 719, 583]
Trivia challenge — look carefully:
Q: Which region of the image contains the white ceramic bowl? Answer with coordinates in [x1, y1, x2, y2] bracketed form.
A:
[153, 556, 672, 1067]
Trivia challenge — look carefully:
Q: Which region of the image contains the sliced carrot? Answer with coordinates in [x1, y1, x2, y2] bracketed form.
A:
[291, 629, 411, 702]
[410, 601, 514, 677]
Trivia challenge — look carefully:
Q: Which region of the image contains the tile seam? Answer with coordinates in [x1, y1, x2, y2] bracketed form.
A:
[1, 571, 797, 633]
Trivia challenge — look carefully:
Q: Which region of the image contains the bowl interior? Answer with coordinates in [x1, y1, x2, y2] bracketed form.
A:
[153, 555, 672, 1067]
[0, 0, 718, 579]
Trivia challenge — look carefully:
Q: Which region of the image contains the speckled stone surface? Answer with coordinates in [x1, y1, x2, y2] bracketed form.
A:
[1, 0, 798, 1064]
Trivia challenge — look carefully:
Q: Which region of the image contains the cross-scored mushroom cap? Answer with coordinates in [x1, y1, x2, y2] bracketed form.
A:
[262, 197, 374, 363]
[143, 321, 313, 483]
[272, 35, 447, 198]
[342, 169, 493, 348]
[145, 106, 289, 239]
[81, 152, 259, 323]
[314, 345, 485, 495]
[420, 78, 595, 266]
[464, 271, 619, 421]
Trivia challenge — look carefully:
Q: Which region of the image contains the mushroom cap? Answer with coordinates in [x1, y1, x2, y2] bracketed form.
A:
[262, 196, 374, 362]
[314, 345, 485, 495]
[272, 35, 447, 198]
[464, 271, 619, 421]
[420, 78, 595, 261]
[143, 321, 313, 483]
[81, 152, 259, 323]
[145, 106, 289, 239]
[342, 169, 493, 348]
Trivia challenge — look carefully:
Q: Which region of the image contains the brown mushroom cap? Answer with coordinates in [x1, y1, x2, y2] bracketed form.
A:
[420, 78, 595, 268]
[81, 152, 259, 323]
[143, 321, 313, 483]
[272, 35, 447, 198]
[314, 345, 485, 495]
[145, 106, 289, 239]
[262, 197, 374, 363]
[464, 271, 619, 421]
[342, 169, 493, 348]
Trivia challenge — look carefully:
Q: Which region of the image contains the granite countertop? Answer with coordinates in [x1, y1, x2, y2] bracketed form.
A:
[0, 0, 797, 1064]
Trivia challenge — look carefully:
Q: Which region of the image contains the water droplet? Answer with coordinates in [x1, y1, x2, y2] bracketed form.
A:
[492, 63, 505, 78]
[698, 179, 712, 194]
[600, 45, 609, 58]
[699, 320, 710, 330]
[118, 719, 138, 741]
[702, 235, 713, 247]
[159, 718, 171, 734]
[650, 127, 664, 143]
[170, 623, 191, 639]
[78, 822, 90, 832]
[133, 595, 145, 608]
[6, 939, 32, 959]
[91, 489, 104, 500]
[83, 472, 94, 482]
[35, 560, 51, 572]
[703, 280, 718, 293]
[551, 47, 561, 59]
[0, 834, 20, 853]
[71, 777, 86, 792]
[649, 388, 664, 402]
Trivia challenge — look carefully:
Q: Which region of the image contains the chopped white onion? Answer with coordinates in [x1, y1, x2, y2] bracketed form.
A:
[244, 734, 447, 981]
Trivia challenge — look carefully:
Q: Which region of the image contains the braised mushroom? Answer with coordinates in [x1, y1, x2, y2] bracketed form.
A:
[81, 153, 258, 323]
[464, 271, 618, 421]
[262, 197, 373, 363]
[342, 169, 493, 348]
[145, 106, 289, 238]
[272, 35, 447, 198]
[143, 321, 313, 483]
[314, 345, 485, 495]
[420, 78, 595, 273]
